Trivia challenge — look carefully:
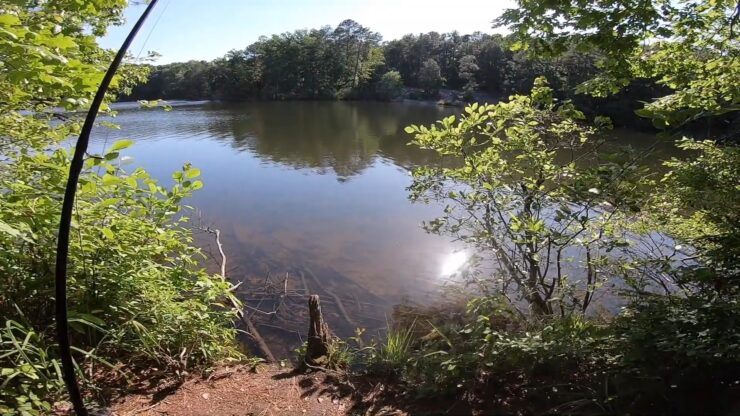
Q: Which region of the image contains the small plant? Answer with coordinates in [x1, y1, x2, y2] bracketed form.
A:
[370, 322, 416, 376]
[0, 320, 65, 415]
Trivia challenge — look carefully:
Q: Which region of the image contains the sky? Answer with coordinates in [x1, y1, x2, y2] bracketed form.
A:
[99, 0, 514, 64]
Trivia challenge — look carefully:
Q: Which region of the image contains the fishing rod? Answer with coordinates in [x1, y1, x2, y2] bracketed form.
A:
[55, 1, 160, 414]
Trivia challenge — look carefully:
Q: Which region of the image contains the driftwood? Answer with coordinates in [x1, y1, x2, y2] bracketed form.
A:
[239, 313, 276, 363]
[206, 227, 275, 362]
[303, 295, 332, 368]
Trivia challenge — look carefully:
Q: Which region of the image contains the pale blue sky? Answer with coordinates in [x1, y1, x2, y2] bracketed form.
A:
[99, 0, 513, 64]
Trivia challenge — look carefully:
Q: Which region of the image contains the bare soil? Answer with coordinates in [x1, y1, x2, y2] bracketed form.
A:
[109, 365, 428, 416]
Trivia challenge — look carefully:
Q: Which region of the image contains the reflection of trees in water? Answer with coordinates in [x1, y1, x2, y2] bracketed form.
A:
[205, 101, 455, 179]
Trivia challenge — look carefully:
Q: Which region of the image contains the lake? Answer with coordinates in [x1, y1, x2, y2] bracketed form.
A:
[93, 100, 669, 357]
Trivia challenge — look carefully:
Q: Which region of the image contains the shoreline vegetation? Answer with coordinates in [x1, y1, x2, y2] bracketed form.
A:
[2, 1, 739, 415]
[119, 20, 673, 132]
[121, 18, 738, 137]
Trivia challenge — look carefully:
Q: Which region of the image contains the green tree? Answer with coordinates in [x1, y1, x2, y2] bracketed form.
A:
[458, 54, 479, 99]
[418, 58, 443, 96]
[393, 1, 740, 412]
[332, 19, 382, 89]
[496, 0, 740, 129]
[406, 78, 641, 315]
[375, 70, 404, 101]
[497, 0, 740, 292]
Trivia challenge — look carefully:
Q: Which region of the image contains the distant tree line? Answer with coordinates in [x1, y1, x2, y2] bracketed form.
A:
[123, 19, 666, 127]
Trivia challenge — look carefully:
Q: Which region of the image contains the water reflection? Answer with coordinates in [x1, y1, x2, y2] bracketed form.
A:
[221, 101, 449, 179]
[92, 101, 462, 356]
[93, 101, 674, 357]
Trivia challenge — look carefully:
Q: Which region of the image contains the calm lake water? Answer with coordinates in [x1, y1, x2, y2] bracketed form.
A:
[92, 100, 670, 357]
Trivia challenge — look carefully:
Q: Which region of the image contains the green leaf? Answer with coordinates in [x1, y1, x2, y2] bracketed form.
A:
[102, 174, 121, 186]
[101, 228, 114, 239]
[98, 198, 119, 208]
[190, 180, 204, 190]
[0, 220, 22, 239]
[109, 139, 134, 152]
[184, 168, 201, 179]
[0, 14, 21, 26]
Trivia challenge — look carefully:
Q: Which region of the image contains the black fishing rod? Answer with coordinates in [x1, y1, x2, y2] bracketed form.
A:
[55, 1, 160, 414]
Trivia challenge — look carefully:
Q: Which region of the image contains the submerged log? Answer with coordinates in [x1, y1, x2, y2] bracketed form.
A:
[303, 266, 357, 327]
[205, 227, 276, 362]
[240, 313, 276, 363]
[304, 295, 331, 368]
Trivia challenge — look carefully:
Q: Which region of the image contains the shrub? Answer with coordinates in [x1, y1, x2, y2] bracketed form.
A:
[0, 3, 246, 412]
[404, 296, 613, 395]
[0, 321, 65, 415]
[609, 294, 740, 414]
[0, 142, 244, 412]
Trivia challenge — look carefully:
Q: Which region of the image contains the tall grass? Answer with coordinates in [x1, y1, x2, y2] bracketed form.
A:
[371, 321, 416, 375]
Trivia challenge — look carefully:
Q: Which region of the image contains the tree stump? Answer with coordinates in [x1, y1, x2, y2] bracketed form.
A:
[304, 295, 331, 368]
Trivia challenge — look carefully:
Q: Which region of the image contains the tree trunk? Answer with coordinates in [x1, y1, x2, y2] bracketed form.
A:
[304, 295, 331, 368]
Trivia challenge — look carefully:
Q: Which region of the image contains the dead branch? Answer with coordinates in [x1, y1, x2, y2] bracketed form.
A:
[304, 266, 357, 328]
[205, 227, 276, 363]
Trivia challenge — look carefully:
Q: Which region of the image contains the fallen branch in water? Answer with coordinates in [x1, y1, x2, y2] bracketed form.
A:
[299, 270, 310, 295]
[303, 265, 357, 328]
[204, 227, 275, 362]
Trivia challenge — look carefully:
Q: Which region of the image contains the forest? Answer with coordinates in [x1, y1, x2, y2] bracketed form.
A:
[1, 0, 739, 415]
[123, 20, 670, 128]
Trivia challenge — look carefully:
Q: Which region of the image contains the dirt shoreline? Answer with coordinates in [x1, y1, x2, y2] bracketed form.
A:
[107, 364, 453, 416]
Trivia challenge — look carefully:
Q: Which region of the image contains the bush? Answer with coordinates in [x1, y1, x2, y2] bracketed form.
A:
[0, 143, 244, 413]
[403, 297, 613, 395]
[418, 59, 444, 97]
[382, 293, 740, 414]
[0, 4, 246, 412]
[609, 294, 740, 414]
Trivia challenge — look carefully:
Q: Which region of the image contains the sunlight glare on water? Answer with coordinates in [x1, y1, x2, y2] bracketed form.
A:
[440, 251, 469, 277]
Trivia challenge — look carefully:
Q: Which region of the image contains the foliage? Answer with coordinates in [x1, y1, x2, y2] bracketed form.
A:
[0, 321, 65, 416]
[368, 323, 416, 376]
[616, 294, 740, 376]
[655, 139, 740, 289]
[392, 297, 615, 411]
[0, 1, 243, 413]
[416, 59, 444, 96]
[387, 294, 739, 414]
[406, 79, 645, 315]
[457, 55, 479, 99]
[123, 24, 668, 128]
[496, 0, 740, 129]
[604, 294, 740, 414]
[374, 70, 404, 101]
[392, 0, 740, 412]
[126, 20, 384, 101]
